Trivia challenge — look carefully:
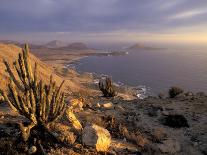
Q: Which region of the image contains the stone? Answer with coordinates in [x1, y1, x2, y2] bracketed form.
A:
[161, 111, 169, 116]
[185, 91, 194, 96]
[102, 102, 113, 109]
[82, 124, 111, 152]
[158, 139, 181, 154]
[66, 108, 83, 132]
[28, 146, 37, 154]
[158, 93, 165, 99]
[69, 98, 84, 111]
[96, 103, 101, 108]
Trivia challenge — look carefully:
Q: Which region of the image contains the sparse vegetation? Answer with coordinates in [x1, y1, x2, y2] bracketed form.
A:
[168, 86, 183, 98]
[0, 44, 66, 142]
[99, 77, 116, 97]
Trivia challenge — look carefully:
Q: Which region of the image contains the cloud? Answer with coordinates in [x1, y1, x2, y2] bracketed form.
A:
[169, 8, 207, 19]
[0, 0, 207, 43]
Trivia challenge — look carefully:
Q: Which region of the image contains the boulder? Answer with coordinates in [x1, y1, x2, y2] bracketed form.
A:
[158, 139, 181, 154]
[66, 109, 83, 132]
[102, 102, 113, 109]
[96, 103, 101, 108]
[28, 146, 37, 154]
[82, 124, 111, 152]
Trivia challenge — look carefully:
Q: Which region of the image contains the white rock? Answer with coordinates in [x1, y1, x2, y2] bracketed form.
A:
[96, 103, 101, 108]
[158, 139, 181, 154]
[66, 108, 83, 132]
[82, 124, 111, 152]
[28, 146, 37, 154]
[102, 102, 113, 109]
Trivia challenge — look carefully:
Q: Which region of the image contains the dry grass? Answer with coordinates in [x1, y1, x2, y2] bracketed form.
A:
[0, 43, 87, 94]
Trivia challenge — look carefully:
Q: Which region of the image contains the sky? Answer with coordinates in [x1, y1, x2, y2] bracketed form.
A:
[0, 0, 207, 45]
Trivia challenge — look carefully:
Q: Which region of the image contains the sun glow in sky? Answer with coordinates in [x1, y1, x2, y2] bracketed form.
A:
[0, 0, 207, 45]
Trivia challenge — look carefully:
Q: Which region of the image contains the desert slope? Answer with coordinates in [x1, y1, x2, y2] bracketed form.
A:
[0, 43, 85, 92]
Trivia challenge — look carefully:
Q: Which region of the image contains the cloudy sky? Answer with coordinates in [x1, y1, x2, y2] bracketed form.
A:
[0, 0, 207, 44]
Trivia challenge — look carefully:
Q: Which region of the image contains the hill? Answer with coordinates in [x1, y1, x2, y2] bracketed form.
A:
[60, 42, 89, 50]
[0, 43, 84, 92]
[0, 40, 21, 46]
[44, 40, 67, 48]
[128, 43, 163, 50]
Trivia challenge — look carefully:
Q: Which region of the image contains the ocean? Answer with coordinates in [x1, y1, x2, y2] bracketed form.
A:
[73, 47, 207, 96]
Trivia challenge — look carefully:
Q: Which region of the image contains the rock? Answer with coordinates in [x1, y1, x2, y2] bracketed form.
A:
[102, 102, 113, 109]
[161, 110, 169, 116]
[162, 114, 189, 128]
[28, 146, 37, 154]
[158, 93, 165, 99]
[185, 91, 194, 96]
[82, 124, 111, 152]
[69, 98, 84, 112]
[158, 139, 181, 154]
[66, 108, 83, 132]
[96, 103, 101, 108]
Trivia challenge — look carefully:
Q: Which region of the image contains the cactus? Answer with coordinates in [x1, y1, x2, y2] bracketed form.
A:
[99, 77, 116, 97]
[0, 44, 66, 141]
[168, 86, 183, 98]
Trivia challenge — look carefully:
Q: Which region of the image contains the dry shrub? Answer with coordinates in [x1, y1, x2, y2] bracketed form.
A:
[119, 125, 149, 149]
[168, 86, 183, 98]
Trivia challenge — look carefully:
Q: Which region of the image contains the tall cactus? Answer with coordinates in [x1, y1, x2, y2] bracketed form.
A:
[99, 77, 116, 97]
[0, 44, 66, 141]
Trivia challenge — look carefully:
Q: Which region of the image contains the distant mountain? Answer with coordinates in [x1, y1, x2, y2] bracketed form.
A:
[128, 43, 163, 50]
[0, 40, 21, 46]
[59, 42, 89, 50]
[44, 40, 67, 48]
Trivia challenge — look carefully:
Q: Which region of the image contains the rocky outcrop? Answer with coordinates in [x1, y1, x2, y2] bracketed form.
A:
[66, 108, 83, 132]
[82, 124, 111, 152]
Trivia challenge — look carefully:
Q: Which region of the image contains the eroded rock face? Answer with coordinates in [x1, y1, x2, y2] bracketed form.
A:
[82, 124, 111, 152]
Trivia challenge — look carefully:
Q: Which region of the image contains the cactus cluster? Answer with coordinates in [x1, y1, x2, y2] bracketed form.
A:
[99, 77, 116, 97]
[0, 44, 66, 135]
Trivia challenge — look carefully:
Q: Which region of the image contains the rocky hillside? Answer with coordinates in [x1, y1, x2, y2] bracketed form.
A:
[0, 43, 86, 92]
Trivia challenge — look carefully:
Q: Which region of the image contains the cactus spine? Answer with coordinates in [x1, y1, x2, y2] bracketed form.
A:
[0, 44, 66, 129]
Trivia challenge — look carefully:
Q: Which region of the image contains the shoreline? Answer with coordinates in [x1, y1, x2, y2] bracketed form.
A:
[64, 55, 149, 99]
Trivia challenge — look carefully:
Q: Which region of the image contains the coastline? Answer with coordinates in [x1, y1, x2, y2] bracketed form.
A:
[0, 44, 207, 154]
